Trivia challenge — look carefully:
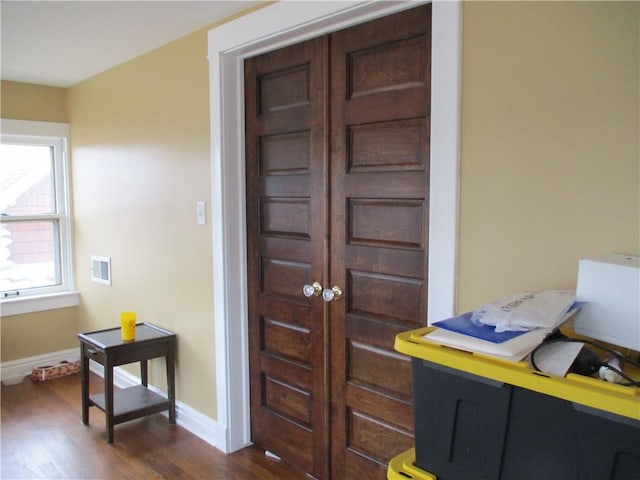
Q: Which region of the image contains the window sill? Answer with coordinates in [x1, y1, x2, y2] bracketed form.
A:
[0, 291, 80, 316]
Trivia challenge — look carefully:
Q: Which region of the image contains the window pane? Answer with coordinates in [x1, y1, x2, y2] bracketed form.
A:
[0, 220, 60, 292]
[0, 144, 55, 216]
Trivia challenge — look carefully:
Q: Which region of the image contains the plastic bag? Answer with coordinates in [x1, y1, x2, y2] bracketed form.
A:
[470, 290, 576, 332]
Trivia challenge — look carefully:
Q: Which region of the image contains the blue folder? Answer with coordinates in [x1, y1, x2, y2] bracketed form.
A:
[433, 312, 528, 344]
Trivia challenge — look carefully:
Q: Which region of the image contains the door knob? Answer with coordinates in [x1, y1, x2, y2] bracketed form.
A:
[322, 286, 343, 302]
[303, 281, 323, 298]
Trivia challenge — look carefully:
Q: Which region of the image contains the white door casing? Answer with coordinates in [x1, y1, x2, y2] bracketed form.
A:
[208, 0, 461, 454]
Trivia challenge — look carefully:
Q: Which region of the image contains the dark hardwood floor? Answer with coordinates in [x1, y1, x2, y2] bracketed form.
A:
[1, 372, 309, 479]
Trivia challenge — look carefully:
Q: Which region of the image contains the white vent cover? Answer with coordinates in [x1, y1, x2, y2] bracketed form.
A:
[91, 256, 111, 285]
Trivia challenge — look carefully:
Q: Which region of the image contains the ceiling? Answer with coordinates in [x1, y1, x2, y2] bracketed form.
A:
[1, 1, 260, 88]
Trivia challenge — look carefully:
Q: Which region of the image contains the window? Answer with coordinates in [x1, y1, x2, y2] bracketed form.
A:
[0, 119, 77, 314]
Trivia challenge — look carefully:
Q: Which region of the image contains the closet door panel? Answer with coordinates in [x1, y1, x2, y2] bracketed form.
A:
[245, 36, 330, 480]
[329, 5, 432, 479]
[246, 5, 431, 479]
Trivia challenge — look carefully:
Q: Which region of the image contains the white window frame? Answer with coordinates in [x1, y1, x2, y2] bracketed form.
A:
[0, 119, 79, 316]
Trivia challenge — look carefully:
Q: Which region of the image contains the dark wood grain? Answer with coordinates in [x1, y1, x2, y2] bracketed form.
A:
[1, 373, 308, 479]
[329, 5, 431, 479]
[245, 34, 330, 480]
[244, 5, 431, 479]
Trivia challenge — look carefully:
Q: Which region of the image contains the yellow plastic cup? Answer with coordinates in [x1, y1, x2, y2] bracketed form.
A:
[120, 312, 136, 341]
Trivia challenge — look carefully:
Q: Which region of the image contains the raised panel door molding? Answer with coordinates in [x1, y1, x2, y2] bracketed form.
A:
[208, 0, 461, 455]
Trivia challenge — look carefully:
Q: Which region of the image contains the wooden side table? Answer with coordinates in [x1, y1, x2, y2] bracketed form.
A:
[77, 323, 176, 443]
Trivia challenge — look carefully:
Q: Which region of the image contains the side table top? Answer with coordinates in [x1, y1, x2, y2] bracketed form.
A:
[77, 323, 175, 350]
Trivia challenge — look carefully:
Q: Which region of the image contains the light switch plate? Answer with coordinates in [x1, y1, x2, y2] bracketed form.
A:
[196, 201, 206, 225]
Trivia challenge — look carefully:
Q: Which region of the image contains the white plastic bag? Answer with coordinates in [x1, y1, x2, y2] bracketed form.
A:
[470, 290, 576, 332]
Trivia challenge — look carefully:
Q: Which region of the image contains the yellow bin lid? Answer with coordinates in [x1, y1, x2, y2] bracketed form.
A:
[395, 327, 640, 422]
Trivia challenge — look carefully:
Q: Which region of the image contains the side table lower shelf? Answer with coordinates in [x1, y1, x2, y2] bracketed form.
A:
[89, 385, 170, 425]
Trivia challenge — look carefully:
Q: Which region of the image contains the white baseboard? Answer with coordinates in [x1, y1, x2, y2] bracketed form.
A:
[2, 349, 228, 452]
[1, 347, 80, 385]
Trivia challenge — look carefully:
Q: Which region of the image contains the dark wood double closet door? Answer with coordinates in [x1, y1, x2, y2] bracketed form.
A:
[245, 5, 431, 479]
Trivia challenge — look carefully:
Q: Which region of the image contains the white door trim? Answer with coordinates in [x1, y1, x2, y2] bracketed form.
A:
[208, 0, 461, 453]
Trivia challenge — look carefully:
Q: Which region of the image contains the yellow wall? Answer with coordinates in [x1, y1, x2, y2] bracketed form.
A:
[457, 1, 639, 311]
[2, 1, 638, 421]
[1, 308, 78, 360]
[0, 2, 266, 414]
[68, 28, 216, 416]
[1, 80, 68, 122]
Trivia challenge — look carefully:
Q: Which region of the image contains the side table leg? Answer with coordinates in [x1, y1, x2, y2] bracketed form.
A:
[104, 361, 115, 443]
[81, 343, 89, 425]
[140, 359, 148, 387]
[166, 341, 176, 424]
